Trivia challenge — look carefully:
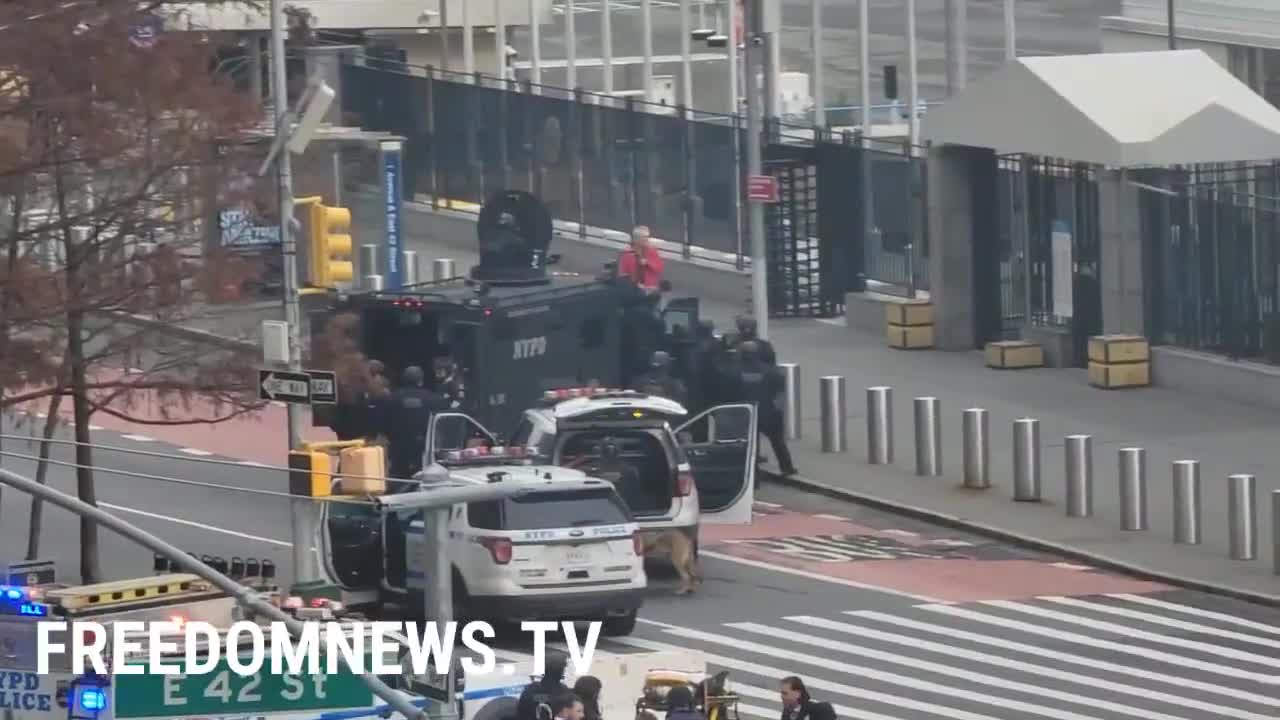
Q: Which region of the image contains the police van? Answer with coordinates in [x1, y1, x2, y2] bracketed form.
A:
[317, 417, 646, 635]
[507, 388, 758, 553]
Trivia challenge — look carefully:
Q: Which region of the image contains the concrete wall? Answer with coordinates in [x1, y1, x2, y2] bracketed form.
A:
[398, 33, 504, 77]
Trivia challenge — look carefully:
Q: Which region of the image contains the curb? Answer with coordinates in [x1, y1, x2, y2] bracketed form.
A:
[762, 469, 1280, 609]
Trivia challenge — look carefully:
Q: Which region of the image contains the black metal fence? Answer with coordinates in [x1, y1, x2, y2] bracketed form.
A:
[338, 58, 930, 316]
[1141, 163, 1280, 362]
[340, 60, 743, 258]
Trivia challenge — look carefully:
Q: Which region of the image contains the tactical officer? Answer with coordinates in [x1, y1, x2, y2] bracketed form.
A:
[731, 316, 777, 366]
[632, 350, 688, 406]
[386, 365, 443, 479]
[432, 355, 467, 411]
[739, 342, 796, 476]
[517, 653, 572, 720]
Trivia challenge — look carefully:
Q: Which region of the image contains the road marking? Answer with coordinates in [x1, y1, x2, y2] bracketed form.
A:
[700, 550, 940, 603]
[1051, 562, 1092, 571]
[120, 434, 155, 442]
[881, 529, 918, 537]
[99, 503, 292, 547]
[1043, 596, 1280, 650]
[930, 539, 975, 547]
[1108, 593, 1280, 636]
[88, 425, 103, 431]
[719, 621, 1189, 720]
[622, 627, 1013, 720]
[813, 513, 847, 521]
[984, 599, 1280, 670]
[779, 616, 1271, 720]
[848, 610, 1280, 708]
[178, 448, 214, 457]
[752, 500, 783, 509]
[816, 318, 844, 326]
[921, 603, 1279, 684]
[239, 460, 269, 467]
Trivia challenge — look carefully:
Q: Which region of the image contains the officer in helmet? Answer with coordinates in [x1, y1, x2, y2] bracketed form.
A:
[387, 366, 445, 479]
[738, 341, 796, 476]
[517, 652, 572, 720]
[632, 350, 688, 407]
[731, 315, 776, 366]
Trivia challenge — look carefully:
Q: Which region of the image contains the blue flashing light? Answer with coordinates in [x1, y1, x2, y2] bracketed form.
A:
[78, 688, 107, 713]
[3, 587, 22, 600]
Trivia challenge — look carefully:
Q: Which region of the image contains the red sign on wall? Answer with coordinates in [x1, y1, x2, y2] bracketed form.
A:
[746, 174, 779, 203]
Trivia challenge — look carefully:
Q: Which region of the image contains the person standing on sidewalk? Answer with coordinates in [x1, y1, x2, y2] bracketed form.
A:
[617, 225, 665, 291]
[739, 342, 796, 477]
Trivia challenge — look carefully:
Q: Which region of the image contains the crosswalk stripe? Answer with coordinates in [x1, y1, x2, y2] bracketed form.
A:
[616, 632, 1006, 720]
[1107, 593, 1280, 638]
[729, 620, 1197, 720]
[1043, 596, 1280, 650]
[983, 599, 1280, 671]
[921, 604, 1279, 685]
[781, 616, 1273, 720]
[847, 610, 1280, 708]
[648, 619, 1110, 720]
[548, 642, 909, 720]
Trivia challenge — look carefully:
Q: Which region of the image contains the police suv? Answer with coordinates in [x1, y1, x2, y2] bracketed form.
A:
[507, 387, 759, 553]
[318, 435, 646, 636]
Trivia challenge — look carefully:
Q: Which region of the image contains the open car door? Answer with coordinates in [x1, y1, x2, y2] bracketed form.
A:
[674, 403, 757, 524]
[423, 412, 497, 466]
[317, 476, 383, 597]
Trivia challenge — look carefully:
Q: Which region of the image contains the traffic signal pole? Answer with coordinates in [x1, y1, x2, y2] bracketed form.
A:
[743, 0, 769, 340]
[270, 0, 318, 585]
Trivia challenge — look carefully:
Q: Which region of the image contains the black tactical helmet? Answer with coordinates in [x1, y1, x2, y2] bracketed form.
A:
[543, 651, 568, 682]
[433, 356, 453, 374]
[735, 315, 757, 337]
[402, 365, 425, 386]
[649, 350, 672, 369]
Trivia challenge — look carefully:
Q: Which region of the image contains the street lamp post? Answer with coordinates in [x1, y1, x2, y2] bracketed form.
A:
[268, 0, 316, 585]
[744, 0, 768, 338]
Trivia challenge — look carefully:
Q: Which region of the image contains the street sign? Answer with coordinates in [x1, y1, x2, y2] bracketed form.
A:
[258, 370, 312, 404]
[746, 174, 779, 203]
[307, 370, 338, 404]
[114, 664, 372, 718]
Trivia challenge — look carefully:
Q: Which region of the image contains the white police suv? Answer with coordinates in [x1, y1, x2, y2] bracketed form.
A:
[316, 418, 646, 635]
[507, 388, 759, 553]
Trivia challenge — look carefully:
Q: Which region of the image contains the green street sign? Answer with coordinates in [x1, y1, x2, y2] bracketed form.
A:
[114, 662, 374, 718]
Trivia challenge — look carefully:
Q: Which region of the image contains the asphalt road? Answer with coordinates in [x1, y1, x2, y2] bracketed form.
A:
[2, 414, 1278, 720]
[512, 0, 1119, 111]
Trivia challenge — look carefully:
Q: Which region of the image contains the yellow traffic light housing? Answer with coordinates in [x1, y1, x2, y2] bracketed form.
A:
[288, 450, 333, 498]
[307, 202, 353, 288]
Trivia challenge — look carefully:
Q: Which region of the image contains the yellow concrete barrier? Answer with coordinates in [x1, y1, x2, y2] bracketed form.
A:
[984, 340, 1045, 369]
[1087, 335, 1151, 389]
[886, 302, 934, 350]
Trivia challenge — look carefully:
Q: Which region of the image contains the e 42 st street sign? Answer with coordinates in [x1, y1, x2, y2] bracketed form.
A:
[114, 666, 372, 718]
[258, 369, 338, 405]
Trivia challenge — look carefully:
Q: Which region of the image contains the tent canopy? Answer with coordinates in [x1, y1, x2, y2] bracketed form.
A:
[920, 49, 1280, 167]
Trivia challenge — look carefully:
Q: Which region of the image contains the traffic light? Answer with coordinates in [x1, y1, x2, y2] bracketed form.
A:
[288, 449, 334, 498]
[306, 202, 353, 287]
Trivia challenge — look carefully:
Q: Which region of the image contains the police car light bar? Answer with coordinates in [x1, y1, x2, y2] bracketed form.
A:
[542, 387, 644, 402]
[439, 446, 541, 464]
[0, 584, 50, 617]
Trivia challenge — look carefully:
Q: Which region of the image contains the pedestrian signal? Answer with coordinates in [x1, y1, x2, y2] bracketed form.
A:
[288, 450, 333, 497]
[307, 202, 353, 288]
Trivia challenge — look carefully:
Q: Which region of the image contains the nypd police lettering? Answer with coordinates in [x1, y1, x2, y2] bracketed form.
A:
[0, 671, 52, 712]
[513, 336, 547, 360]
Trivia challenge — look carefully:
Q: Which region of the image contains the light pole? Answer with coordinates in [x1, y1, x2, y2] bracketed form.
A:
[744, 0, 768, 338]
[268, 0, 316, 585]
[1167, 0, 1176, 49]
[811, 0, 824, 127]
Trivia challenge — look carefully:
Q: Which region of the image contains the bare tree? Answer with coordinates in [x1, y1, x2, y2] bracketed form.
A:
[0, 1, 269, 581]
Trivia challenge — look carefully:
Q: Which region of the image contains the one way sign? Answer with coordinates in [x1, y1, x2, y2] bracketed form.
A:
[259, 370, 312, 404]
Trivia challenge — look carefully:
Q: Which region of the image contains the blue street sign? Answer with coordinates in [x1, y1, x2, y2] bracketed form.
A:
[381, 142, 404, 289]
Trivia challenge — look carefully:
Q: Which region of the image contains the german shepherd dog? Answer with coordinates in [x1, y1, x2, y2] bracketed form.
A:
[640, 529, 701, 594]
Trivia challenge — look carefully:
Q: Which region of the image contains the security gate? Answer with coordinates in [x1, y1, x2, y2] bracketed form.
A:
[762, 142, 842, 318]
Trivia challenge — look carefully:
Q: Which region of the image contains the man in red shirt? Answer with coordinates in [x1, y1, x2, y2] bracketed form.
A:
[616, 225, 664, 291]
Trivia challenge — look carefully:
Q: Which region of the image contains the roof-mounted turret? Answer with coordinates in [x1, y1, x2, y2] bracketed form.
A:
[472, 190, 553, 286]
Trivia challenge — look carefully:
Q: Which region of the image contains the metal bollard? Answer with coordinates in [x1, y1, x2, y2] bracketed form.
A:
[962, 408, 990, 489]
[1118, 448, 1148, 531]
[363, 274, 384, 291]
[1064, 435, 1094, 518]
[1011, 419, 1041, 501]
[913, 397, 941, 477]
[780, 363, 801, 441]
[433, 257, 456, 281]
[1272, 490, 1280, 575]
[1172, 460, 1202, 544]
[360, 243, 379, 279]
[1227, 474, 1257, 561]
[819, 376, 847, 453]
[866, 387, 893, 465]
[402, 250, 420, 286]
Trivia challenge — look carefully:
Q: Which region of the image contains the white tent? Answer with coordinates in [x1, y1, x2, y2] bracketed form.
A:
[921, 49, 1280, 167]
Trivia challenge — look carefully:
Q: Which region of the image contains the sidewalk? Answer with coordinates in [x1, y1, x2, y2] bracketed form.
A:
[764, 316, 1280, 605]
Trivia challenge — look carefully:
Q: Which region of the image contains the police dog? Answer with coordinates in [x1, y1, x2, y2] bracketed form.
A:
[640, 529, 701, 595]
